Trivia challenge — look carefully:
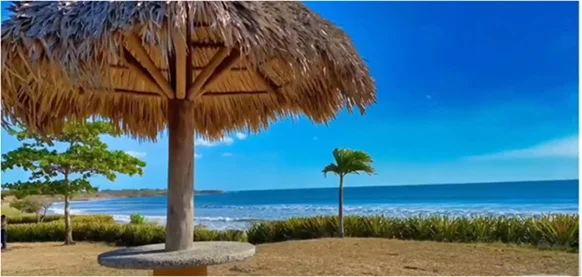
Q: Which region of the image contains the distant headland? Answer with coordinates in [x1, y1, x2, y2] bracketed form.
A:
[1, 188, 225, 203]
[98, 188, 225, 197]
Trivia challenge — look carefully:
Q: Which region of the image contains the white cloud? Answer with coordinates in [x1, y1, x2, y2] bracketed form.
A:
[195, 153, 203, 159]
[222, 152, 233, 157]
[195, 136, 234, 147]
[465, 135, 578, 161]
[235, 132, 247, 140]
[195, 132, 247, 147]
[125, 151, 147, 158]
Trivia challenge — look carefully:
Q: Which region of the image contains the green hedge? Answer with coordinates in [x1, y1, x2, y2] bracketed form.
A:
[6, 214, 114, 225]
[247, 214, 579, 251]
[6, 221, 246, 246]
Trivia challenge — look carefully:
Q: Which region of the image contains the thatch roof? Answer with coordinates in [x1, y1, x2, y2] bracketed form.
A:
[1, 1, 375, 140]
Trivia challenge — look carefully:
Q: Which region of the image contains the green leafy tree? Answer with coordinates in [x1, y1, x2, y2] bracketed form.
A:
[10, 197, 42, 214]
[9, 196, 52, 222]
[1, 121, 146, 245]
[322, 148, 375, 238]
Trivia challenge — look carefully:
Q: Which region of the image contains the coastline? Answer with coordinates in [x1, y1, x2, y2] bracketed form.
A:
[22, 180, 581, 230]
[2, 189, 225, 204]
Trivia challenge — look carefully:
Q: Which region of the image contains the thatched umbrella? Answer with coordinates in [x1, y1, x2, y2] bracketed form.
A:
[1, 1, 375, 252]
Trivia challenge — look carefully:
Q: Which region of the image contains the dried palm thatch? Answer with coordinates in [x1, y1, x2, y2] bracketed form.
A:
[1, 1, 375, 140]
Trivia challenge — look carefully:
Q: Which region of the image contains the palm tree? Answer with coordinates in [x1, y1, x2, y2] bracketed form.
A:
[322, 148, 375, 238]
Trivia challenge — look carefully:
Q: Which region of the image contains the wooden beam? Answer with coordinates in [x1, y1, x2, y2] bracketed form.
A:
[186, 47, 231, 101]
[122, 49, 166, 97]
[84, 87, 272, 99]
[80, 88, 163, 98]
[172, 28, 188, 99]
[202, 91, 269, 97]
[190, 41, 226, 48]
[123, 33, 175, 99]
[243, 60, 280, 96]
[109, 64, 248, 72]
[198, 48, 242, 95]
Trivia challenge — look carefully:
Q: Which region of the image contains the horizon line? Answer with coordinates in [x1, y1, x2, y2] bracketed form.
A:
[225, 178, 578, 193]
[89, 178, 578, 193]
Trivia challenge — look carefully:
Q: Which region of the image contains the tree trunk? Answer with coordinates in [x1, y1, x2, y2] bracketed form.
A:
[338, 174, 345, 238]
[63, 194, 74, 245]
[165, 100, 195, 251]
[41, 206, 48, 222]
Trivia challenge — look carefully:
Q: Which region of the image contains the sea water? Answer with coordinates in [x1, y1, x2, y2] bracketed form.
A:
[50, 179, 579, 230]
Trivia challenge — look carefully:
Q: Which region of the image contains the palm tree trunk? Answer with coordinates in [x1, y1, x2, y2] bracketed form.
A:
[63, 194, 74, 245]
[338, 174, 344, 238]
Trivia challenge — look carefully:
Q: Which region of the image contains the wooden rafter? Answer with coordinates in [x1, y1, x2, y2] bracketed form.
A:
[191, 41, 227, 48]
[243, 59, 281, 97]
[186, 47, 231, 101]
[123, 33, 175, 99]
[86, 88, 270, 98]
[121, 49, 165, 97]
[109, 64, 248, 72]
[80, 88, 162, 98]
[198, 48, 242, 95]
[203, 91, 269, 97]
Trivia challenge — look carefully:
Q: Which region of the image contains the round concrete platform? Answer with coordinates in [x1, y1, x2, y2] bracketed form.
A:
[97, 241, 255, 270]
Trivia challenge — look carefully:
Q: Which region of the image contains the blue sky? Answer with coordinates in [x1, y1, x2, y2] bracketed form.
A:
[1, 2, 578, 191]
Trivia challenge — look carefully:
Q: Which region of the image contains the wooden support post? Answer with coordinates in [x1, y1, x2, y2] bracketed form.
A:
[172, 24, 189, 99]
[153, 266, 208, 276]
[165, 100, 195, 251]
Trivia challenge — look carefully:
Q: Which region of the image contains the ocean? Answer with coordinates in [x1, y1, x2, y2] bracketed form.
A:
[50, 179, 579, 230]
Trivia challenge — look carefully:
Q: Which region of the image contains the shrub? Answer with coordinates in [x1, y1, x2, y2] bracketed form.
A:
[194, 228, 246, 242]
[129, 213, 146, 224]
[5, 221, 244, 247]
[4, 214, 577, 252]
[10, 198, 43, 214]
[6, 214, 114, 225]
[247, 214, 579, 251]
[67, 215, 115, 224]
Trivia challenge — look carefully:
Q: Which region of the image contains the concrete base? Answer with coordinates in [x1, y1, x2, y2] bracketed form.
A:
[153, 266, 208, 276]
[97, 241, 255, 274]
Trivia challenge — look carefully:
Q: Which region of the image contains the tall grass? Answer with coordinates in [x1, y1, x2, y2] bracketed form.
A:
[6, 221, 245, 246]
[247, 214, 579, 251]
[1, 205, 31, 217]
[6, 214, 578, 252]
[6, 214, 114, 224]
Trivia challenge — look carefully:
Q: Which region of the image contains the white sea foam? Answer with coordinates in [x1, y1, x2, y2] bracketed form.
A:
[48, 207, 85, 215]
[50, 201, 578, 229]
[49, 200, 578, 230]
[47, 207, 256, 229]
[108, 215, 259, 229]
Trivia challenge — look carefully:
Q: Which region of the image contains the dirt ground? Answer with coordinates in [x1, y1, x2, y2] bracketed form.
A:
[0, 238, 578, 276]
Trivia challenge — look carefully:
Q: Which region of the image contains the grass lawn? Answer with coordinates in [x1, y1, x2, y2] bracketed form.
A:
[0, 206, 23, 217]
[0, 238, 578, 276]
[0, 202, 28, 217]
[1, 199, 38, 218]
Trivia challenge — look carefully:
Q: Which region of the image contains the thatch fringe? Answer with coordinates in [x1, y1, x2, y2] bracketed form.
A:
[2, 1, 375, 140]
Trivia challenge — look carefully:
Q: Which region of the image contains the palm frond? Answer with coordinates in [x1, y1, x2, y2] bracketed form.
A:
[322, 163, 339, 177]
[326, 147, 376, 176]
